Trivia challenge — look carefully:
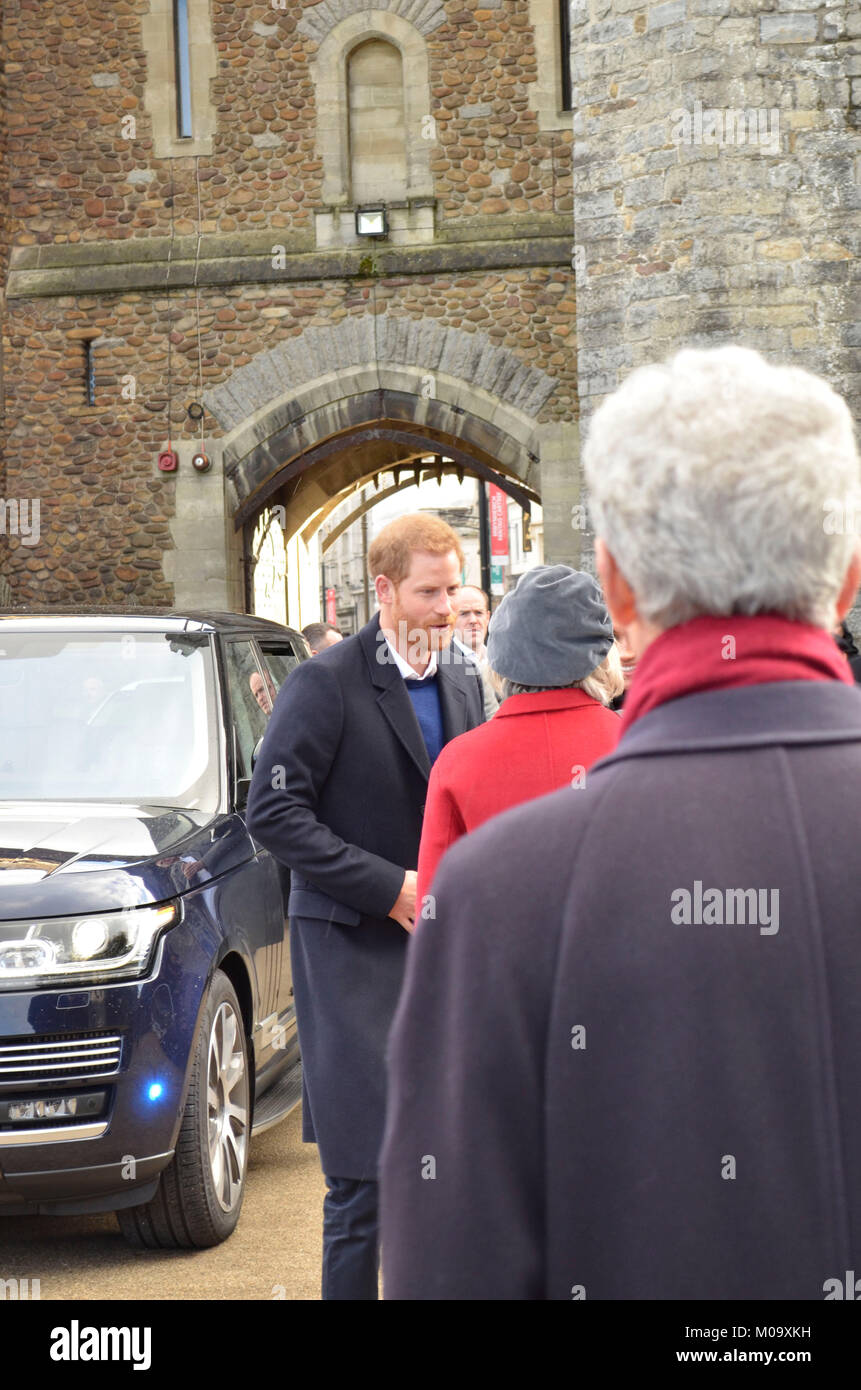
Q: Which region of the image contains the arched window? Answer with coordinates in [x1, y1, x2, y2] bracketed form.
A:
[348, 40, 408, 205]
[252, 508, 288, 626]
[311, 10, 435, 248]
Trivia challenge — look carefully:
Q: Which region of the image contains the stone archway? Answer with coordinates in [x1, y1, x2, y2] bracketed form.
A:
[188, 312, 580, 614]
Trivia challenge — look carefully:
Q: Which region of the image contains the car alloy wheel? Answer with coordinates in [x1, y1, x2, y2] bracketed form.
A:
[116, 970, 251, 1249]
[207, 999, 249, 1213]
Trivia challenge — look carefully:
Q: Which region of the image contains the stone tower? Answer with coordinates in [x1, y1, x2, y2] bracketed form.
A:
[572, 0, 859, 426]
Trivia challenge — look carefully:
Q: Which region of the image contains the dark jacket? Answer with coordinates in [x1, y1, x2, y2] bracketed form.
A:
[381, 680, 861, 1298]
[246, 612, 484, 1178]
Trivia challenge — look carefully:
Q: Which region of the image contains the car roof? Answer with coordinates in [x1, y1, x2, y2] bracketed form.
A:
[0, 608, 307, 643]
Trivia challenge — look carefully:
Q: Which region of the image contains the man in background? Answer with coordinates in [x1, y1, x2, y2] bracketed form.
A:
[452, 585, 499, 717]
[302, 622, 343, 655]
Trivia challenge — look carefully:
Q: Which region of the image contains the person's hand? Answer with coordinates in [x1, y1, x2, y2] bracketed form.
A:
[388, 870, 417, 933]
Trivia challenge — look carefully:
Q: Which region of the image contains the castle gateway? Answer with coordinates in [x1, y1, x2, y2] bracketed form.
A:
[1, 2, 856, 614]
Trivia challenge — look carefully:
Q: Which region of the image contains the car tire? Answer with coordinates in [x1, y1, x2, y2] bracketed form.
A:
[117, 970, 251, 1249]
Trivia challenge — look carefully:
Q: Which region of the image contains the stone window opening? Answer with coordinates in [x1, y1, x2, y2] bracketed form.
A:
[173, 0, 193, 140]
[347, 39, 408, 206]
[85, 340, 96, 408]
[528, 0, 575, 130]
[558, 1, 573, 113]
[142, 0, 216, 158]
[311, 10, 435, 249]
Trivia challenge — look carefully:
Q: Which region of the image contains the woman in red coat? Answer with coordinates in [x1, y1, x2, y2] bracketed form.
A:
[417, 565, 624, 914]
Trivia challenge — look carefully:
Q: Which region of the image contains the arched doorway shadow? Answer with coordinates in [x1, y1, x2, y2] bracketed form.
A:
[229, 386, 541, 535]
[241, 403, 541, 621]
[198, 320, 577, 619]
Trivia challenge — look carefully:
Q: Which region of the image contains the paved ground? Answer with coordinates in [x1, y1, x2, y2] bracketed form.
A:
[0, 1108, 327, 1301]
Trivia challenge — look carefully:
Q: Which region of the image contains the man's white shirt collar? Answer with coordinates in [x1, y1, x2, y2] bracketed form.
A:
[382, 631, 439, 681]
[452, 635, 484, 664]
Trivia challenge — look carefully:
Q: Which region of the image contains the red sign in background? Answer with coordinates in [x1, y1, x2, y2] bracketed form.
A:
[488, 484, 509, 558]
[326, 587, 337, 625]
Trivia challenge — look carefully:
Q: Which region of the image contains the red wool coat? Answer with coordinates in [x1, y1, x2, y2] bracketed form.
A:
[416, 688, 621, 910]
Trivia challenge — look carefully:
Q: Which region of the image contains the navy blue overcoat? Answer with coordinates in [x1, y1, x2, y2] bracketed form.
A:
[381, 680, 861, 1297]
[246, 612, 484, 1178]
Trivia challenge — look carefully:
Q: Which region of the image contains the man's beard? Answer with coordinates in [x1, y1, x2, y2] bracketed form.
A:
[389, 607, 453, 662]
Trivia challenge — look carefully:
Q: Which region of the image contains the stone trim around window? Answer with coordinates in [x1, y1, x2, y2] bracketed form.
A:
[141, 0, 217, 158]
[311, 9, 435, 247]
[298, 0, 447, 45]
[528, 0, 574, 132]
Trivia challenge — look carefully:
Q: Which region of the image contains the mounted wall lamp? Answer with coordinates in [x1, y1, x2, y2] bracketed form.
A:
[355, 207, 388, 238]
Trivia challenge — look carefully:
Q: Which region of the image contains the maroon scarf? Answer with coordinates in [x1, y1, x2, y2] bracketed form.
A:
[620, 613, 853, 732]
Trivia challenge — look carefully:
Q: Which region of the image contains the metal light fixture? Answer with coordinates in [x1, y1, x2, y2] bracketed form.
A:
[355, 207, 388, 238]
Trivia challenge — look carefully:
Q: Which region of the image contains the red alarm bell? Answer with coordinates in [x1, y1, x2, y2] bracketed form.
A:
[158, 450, 178, 472]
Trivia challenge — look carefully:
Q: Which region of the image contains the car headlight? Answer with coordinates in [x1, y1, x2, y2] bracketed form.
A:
[0, 902, 181, 990]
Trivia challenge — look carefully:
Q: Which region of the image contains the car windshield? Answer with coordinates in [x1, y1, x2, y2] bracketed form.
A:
[0, 630, 221, 811]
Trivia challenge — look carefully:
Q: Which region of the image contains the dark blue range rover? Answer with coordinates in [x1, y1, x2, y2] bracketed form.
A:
[0, 611, 307, 1247]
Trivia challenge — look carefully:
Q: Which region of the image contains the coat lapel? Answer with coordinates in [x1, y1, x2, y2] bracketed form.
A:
[436, 658, 468, 744]
[359, 614, 431, 780]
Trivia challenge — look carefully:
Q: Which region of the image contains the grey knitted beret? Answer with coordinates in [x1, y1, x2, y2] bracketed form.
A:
[486, 565, 614, 686]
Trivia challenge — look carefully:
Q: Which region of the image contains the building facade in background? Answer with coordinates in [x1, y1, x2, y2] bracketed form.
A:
[1, 0, 575, 621]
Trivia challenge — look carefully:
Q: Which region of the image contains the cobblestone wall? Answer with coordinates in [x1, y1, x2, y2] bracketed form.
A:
[3, 267, 575, 604]
[0, 17, 8, 495]
[4, 0, 571, 245]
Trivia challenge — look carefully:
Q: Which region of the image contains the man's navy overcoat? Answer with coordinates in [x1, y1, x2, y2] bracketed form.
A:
[381, 680, 861, 1298]
[246, 611, 484, 1178]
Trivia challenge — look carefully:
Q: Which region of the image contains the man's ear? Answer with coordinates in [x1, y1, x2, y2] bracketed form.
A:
[595, 538, 638, 630]
[374, 573, 393, 607]
[835, 545, 861, 623]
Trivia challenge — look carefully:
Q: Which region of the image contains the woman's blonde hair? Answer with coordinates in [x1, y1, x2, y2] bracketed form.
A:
[488, 642, 624, 706]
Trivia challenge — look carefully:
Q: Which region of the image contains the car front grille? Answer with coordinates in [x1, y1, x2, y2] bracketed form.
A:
[0, 1032, 123, 1085]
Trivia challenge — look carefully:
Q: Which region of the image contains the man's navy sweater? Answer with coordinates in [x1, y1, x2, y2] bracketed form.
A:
[405, 672, 445, 766]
